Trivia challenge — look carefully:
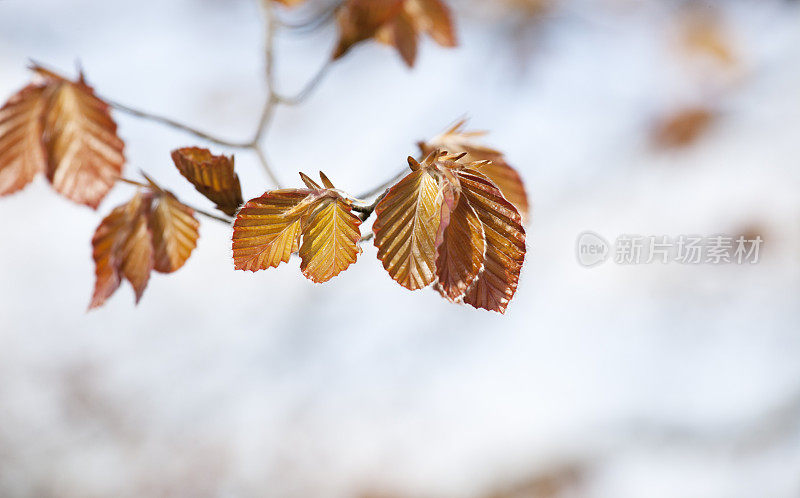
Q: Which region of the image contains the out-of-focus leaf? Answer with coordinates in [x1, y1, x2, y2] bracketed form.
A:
[410, 0, 457, 47]
[299, 197, 363, 283]
[0, 66, 125, 207]
[90, 192, 150, 309]
[273, 0, 306, 7]
[372, 167, 442, 290]
[333, 0, 456, 67]
[232, 172, 363, 281]
[119, 207, 153, 303]
[434, 180, 486, 301]
[148, 192, 200, 273]
[36, 66, 125, 209]
[171, 147, 243, 216]
[0, 84, 47, 196]
[652, 107, 715, 149]
[459, 171, 525, 313]
[90, 186, 200, 309]
[421, 120, 530, 222]
[679, 7, 737, 67]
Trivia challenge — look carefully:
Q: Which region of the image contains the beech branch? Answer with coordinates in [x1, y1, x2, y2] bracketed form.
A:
[97, 0, 404, 234]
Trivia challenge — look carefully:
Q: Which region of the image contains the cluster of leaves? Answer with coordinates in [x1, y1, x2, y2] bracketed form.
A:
[0, 0, 532, 313]
[232, 124, 528, 313]
[279, 0, 456, 67]
[0, 65, 124, 208]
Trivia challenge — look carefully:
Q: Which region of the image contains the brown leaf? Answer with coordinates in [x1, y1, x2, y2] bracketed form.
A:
[232, 173, 363, 281]
[35, 66, 125, 208]
[299, 197, 363, 283]
[652, 107, 715, 149]
[119, 206, 153, 303]
[372, 167, 442, 290]
[333, 0, 456, 67]
[232, 190, 314, 272]
[0, 84, 47, 196]
[407, 0, 457, 47]
[148, 192, 200, 273]
[421, 120, 530, 222]
[89, 192, 151, 309]
[89, 187, 200, 309]
[459, 171, 525, 313]
[171, 147, 243, 216]
[434, 179, 486, 301]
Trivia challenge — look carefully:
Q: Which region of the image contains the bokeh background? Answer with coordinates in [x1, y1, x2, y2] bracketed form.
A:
[1, 0, 800, 496]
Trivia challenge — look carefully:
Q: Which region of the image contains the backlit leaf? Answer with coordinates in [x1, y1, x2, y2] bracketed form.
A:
[459, 171, 526, 313]
[36, 66, 125, 209]
[434, 180, 486, 301]
[0, 84, 47, 196]
[90, 185, 200, 309]
[372, 167, 442, 290]
[299, 197, 363, 283]
[149, 192, 200, 273]
[171, 147, 243, 216]
[333, 0, 456, 67]
[232, 190, 315, 272]
[120, 207, 154, 303]
[421, 120, 530, 221]
[89, 192, 151, 309]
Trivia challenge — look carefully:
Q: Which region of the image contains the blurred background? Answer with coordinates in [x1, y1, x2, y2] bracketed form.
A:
[1, 0, 800, 496]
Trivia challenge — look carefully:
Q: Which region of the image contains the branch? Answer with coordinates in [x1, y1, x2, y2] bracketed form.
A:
[108, 99, 252, 149]
[357, 168, 407, 199]
[119, 177, 233, 225]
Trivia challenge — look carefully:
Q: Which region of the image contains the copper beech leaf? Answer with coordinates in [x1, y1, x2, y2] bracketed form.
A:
[299, 198, 363, 283]
[149, 193, 200, 273]
[334, 0, 456, 67]
[373, 150, 527, 313]
[232, 173, 362, 282]
[420, 120, 530, 222]
[0, 84, 47, 196]
[89, 187, 199, 309]
[459, 171, 526, 313]
[434, 177, 486, 301]
[0, 65, 125, 208]
[372, 166, 442, 290]
[171, 147, 243, 216]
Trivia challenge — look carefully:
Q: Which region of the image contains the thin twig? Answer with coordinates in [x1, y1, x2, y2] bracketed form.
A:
[120, 177, 233, 225]
[276, 1, 340, 32]
[274, 61, 333, 105]
[254, 146, 282, 188]
[357, 168, 408, 199]
[108, 99, 252, 149]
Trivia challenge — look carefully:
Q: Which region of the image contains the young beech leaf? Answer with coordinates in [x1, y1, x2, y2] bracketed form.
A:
[232, 172, 362, 282]
[90, 192, 150, 309]
[149, 193, 200, 273]
[333, 0, 456, 67]
[299, 198, 363, 283]
[89, 188, 199, 309]
[0, 65, 125, 207]
[420, 120, 530, 222]
[458, 171, 526, 313]
[38, 66, 125, 208]
[373, 150, 527, 313]
[232, 190, 314, 272]
[171, 147, 243, 216]
[0, 84, 47, 196]
[372, 167, 442, 290]
[434, 180, 486, 301]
